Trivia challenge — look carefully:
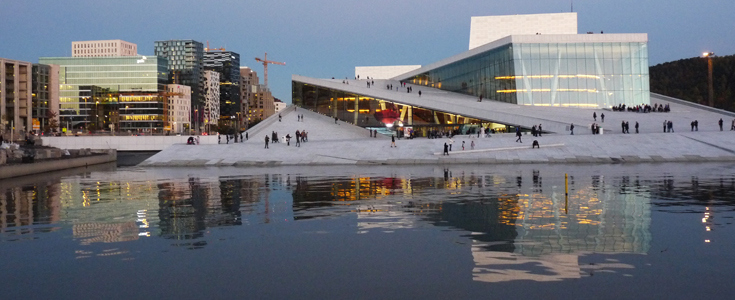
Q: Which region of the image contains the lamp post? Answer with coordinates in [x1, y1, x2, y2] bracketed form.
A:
[703, 52, 715, 107]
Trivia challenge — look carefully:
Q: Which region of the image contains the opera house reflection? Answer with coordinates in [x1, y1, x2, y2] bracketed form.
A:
[2, 166, 733, 281]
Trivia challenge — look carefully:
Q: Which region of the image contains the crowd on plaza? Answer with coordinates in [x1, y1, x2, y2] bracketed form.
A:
[612, 103, 671, 113]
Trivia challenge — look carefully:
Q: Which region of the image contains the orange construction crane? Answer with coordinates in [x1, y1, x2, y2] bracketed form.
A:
[255, 52, 285, 88]
[204, 41, 225, 52]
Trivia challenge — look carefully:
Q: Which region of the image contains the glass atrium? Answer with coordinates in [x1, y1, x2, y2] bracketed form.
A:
[402, 42, 649, 108]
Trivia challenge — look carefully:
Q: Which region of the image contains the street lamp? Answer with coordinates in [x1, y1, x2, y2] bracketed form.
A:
[703, 52, 715, 107]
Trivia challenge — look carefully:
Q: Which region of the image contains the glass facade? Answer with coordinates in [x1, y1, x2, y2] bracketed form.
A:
[154, 40, 204, 108]
[203, 51, 241, 123]
[403, 42, 649, 108]
[38, 56, 169, 132]
[293, 81, 513, 136]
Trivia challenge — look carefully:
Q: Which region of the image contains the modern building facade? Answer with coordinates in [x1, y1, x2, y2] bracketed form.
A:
[1, 58, 33, 137]
[202, 70, 220, 132]
[292, 13, 651, 136]
[154, 40, 204, 108]
[399, 34, 650, 108]
[468, 13, 578, 50]
[166, 84, 191, 134]
[203, 51, 241, 125]
[39, 56, 169, 133]
[254, 85, 275, 121]
[72, 40, 137, 57]
[31, 63, 60, 132]
[240, 67, 259, 126]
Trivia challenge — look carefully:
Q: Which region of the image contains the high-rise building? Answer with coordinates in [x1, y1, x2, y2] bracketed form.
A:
[255, 85, 275, 121]
[1, 58, 33, 137]
[72, 40, 137, 57]
[39, 56, 169, 133]
[239, 67, 259, 126]
[166, 84, 191, 134]
[154, 40, 204, 108]
[203, 51, 240, 126]
[31, 63, 60, 132]
[202, 70, 220, 132]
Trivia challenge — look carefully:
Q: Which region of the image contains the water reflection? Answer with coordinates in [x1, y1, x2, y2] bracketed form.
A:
[3, 164, 735, 283]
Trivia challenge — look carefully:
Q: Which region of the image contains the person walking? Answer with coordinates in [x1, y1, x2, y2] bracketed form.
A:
[719, 118, 724, 131]
[264, 135, 269, 149]
[570, 123, 575, 135]
[245, 132, 248, 140]
[462, 141, 465, 150]
[593, 112, 597, 122]
[538, 124, 543, 137]
[218, 135, 221, 144]
[335, 116, 338, 124]
[278, 114, 282, 122]
[601, 113, 605, 123]
[391, 135, 396, 148]
[635, 121, 639, 134]
[286, 134, 291, 146]
[448, 137, 454, 151]
[621, 120, 626, 134]
[418, 90, 422, 97]
[471, 140, 475, 150]
[516, 127, 522, 143]
[443, 143, 449, 155]
[663, 120, 667, 133]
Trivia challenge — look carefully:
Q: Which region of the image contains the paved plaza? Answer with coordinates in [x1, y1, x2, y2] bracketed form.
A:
[141, 98, 735, 167]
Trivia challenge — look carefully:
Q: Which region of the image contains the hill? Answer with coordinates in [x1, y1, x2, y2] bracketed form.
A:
[650, 54, 735, 111]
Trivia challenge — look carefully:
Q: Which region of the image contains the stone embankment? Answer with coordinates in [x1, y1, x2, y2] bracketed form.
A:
[0, 147, 116, 179]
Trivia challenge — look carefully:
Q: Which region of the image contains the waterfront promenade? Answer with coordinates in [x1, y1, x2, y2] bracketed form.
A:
[141, 102, 735, 167]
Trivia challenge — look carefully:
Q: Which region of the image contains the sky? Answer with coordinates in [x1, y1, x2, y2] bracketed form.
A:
[2, 0, 733, 104]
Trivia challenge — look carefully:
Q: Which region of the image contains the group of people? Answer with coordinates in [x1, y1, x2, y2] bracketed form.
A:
[368, 129, 379, 138]
[663, 120, 675, 132]
[531, 124, 543, 137]
[620, 121, 639, 134]
[612, 103, 670, 113]
[218, 132, 245, 144]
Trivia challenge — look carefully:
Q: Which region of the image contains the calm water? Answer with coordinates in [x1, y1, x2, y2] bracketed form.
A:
[2, 163, 735, 299]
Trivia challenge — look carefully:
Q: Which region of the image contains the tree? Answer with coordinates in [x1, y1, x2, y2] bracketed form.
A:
[46, 110, 59, 132]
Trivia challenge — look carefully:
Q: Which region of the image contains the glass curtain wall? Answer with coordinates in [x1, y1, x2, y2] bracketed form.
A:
[401, 42, 649, 108]
[402, 45, 517, 104]
[39, 56, 169, 133]
[510, 42, 649, 108]
[292, 81, 508, 136]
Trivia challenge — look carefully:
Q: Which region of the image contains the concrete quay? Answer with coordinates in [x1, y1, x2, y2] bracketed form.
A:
[140, 106, 735, 167]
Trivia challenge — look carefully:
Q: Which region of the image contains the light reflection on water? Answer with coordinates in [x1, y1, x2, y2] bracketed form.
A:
[2, 164, 735, 298]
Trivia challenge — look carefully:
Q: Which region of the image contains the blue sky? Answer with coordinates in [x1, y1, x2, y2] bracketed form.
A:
[2, 0, 733, 103]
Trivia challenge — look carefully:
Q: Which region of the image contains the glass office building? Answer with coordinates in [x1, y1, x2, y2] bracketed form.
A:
[154, 40, 204, 107]
[38, 56, 168, 132]
[400, 36, 650, 108]
[203, 51, 241, 123]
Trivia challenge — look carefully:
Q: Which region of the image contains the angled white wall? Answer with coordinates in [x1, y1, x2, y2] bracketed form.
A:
[469, 12, 577, 49]
[355, 65, 421, 80]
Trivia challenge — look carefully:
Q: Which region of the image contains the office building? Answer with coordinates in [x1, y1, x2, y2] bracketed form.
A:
[202, 70, 220, 132]
[240, 66, 258, 126]
[254, 85, 275, 121]
[154, 40, 204, 108]
[166, 84, 191, 134]
[39, 56, 169, 133]
[0, 58, 33, 136]
[203, 51, 241, 126]
[31, 63, 60, 132]
[72, 40, 137, 57]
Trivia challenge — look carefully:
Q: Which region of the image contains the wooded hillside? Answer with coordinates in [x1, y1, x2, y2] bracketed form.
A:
[650, 54, 735, 111]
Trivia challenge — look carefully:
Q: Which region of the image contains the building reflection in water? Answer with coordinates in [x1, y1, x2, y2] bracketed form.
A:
[4, 166, 735, 273]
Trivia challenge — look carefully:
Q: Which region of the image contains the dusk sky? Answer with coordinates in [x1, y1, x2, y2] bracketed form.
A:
[2, 0, 733, 103]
